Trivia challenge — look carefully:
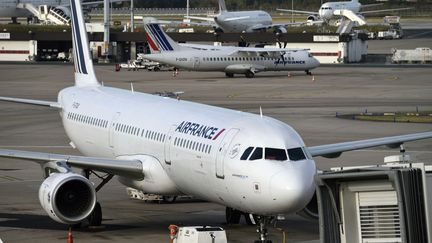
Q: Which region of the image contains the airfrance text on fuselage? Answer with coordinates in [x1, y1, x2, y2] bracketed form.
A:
[175, 121, 223, 140]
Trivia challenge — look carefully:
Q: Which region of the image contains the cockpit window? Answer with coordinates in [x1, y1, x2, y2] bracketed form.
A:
[287, 147, 306, 161]
[240, 147, 254, 160]
[265, 148, 287, 161]
[249, 147, 263, 160]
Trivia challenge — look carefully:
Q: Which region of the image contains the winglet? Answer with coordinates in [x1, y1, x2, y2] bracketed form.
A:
[70, 0, 100, 87]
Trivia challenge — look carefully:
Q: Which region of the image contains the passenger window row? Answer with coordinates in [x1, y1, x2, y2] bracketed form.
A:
[202, 56, 295, 62]
[115, 123, 166, 143]
[240, 146, 308, 161]
[174, 137, 212, 154]
[67, 112, 108, 128]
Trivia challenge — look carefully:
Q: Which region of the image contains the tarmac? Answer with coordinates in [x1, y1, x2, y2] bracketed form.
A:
[0, 62, 431, 242]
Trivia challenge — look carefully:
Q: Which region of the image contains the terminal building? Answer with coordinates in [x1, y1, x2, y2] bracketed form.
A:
[0, 28, 368, 64]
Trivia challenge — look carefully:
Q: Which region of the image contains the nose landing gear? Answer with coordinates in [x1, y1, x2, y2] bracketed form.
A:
[254, 216, 274, 243]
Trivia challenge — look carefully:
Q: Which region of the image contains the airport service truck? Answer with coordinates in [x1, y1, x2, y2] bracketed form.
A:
[392, 47, 432, 64]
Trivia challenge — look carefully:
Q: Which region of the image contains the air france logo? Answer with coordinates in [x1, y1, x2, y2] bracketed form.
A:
[176, 121, 225, 140]
[274, 60, 305, 65]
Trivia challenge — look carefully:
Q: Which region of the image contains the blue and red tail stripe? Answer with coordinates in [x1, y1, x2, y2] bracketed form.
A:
[70, 0, 88, 74]
[147, 24, 174, 51]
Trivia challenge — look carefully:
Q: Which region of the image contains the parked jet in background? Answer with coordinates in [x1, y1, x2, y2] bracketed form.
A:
[277, 0, 411, 24]
[143, 19, 320, 78]
[1, 0, 431, 242]
[185, 0, 293, 33]
[0, 0, 123, 24]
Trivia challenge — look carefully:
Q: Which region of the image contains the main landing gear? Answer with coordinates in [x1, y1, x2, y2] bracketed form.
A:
[81, 169, 114, 227]
[305, 70, 312, 75]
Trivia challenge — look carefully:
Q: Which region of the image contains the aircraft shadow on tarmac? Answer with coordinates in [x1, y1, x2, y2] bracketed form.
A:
[0, 213, 137, 232]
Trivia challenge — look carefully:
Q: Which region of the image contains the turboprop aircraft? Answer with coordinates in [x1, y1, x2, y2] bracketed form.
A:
[277, 0, 411, 24]
[185, 0, 294, 33]
[0, 0, 431, 242]
[142, 18, 320, 78]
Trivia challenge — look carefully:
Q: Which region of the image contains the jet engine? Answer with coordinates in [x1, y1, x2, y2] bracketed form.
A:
[39, 173, 96, 224]
[307, 15, 318, 22]
[273, 26, 287, 35]
[297, 192, 319, 220]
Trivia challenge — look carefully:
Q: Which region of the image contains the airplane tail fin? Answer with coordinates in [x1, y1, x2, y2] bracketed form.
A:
[143, 18, 184, 53]
[70, 0, 100, 87]
[218, 0, 227, 12]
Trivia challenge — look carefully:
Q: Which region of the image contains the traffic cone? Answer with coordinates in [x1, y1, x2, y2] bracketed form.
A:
[67, 227, 73, 243]
[312, 75, 315, 82]
[287, 72, 291, 78]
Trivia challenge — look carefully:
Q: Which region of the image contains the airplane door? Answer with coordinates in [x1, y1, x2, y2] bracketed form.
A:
[193, 57, 200, 69]
[164, 125, 177, 165]
[215, 128, 239, 179]
[109, 112, 121, 148]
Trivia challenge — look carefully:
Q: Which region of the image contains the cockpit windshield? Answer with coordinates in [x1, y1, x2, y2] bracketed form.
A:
[265, 148, 287, 161]
[287, 147, 306, 161]
[249, 147, 263, 160]
[239, 146, 307, 161]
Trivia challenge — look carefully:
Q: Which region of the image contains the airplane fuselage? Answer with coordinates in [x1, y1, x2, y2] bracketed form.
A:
[318, 1, 361, 21]
[0, 0, 67, 17]
[144, 49, 319, 74]
[215, 10, 272, 33]
[59, 86, 316, 215]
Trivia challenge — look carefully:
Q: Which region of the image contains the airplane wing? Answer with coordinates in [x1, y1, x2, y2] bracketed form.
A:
[361, 3, 384, 8]
[248, 22, 304, 32]
[276, 8, 318, 15]
[0, 149, 143, 179]
[308, 131, 432, 158]
[185, 16, 216, 23]
[360, 7, 412, 15]
[0, 96, 61, 108]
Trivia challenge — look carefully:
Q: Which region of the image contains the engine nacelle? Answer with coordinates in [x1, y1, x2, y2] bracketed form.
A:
[296, 192, 319, 220]
[39, 173, 96, 224]
[307, 15, 318, 22]
[273, 27, 287, 35]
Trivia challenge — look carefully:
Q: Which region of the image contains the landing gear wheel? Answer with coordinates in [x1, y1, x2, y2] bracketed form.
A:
[245, 71, 254, 78]
[162, 195, 177, 203]
[305, 70, 312, 75]
[225, 72, 234, 78]
[88, 202, 102, 226]
[225, 207, 241, 224]
[153, 67, 160, 72]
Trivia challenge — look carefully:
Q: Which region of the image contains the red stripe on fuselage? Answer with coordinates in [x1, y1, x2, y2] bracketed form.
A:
[212, 128, 226, 140]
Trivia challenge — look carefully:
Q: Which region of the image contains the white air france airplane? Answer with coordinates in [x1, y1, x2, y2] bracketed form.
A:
[185, 0, 293, 33]
[277, 0, 411, 24]
[1, 0, 432, 242]
[143, 19, 320, 78]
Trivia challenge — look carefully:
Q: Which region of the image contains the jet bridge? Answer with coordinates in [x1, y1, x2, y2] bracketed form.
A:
[316, 158, 432, 243]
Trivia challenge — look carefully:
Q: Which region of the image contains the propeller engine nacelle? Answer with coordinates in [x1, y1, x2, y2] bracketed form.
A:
[39, 173, 96, 224]
[307, 15, 318, 22]
[296, 192, 319, 220]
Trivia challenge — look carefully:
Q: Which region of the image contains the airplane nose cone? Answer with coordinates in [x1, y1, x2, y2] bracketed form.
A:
[269, 161, 316, 213]
[312, 57, 320, 68]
